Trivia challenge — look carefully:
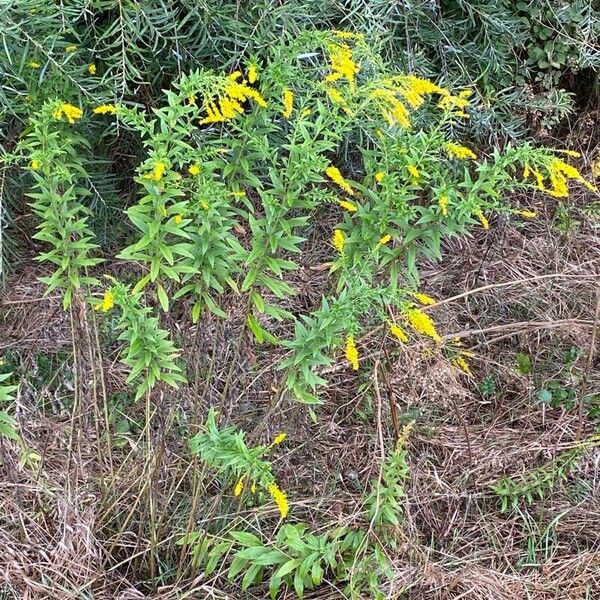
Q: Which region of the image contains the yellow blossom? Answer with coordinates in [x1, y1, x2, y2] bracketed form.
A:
[247, 63, 258, 84]
[234, 478, 244, 497]
[52, 102, 83, 124]
[188, 164, 201, 176]
[476, 210, 489, 230]
[268, 483, 289, 518]
[251, 482, 257, 493]
[406, 308, 441, 342]
[326, 166, 354, 195]
[519, 210, 537, 218]
[390, 323, 409, 343]
[338, 200, 358, 212]
[187, 94, 196, 105]
[30, 159, 41, 170]
[375, 171, 385, 183]
[446, 142, 477, 160]
[523, 164, 531, 179]
[201, 200, 209, 210]
[93, 104, 117, 115]
[412, 292, 436, 306]
[228, 71, 243, 81]
[88, 63, 96, 75]
[332, 229, 345, 253]
[379, 234, 391, 245]
[371, 88, 410, 128]
[439, 195, 449, 216]
[144, 161, 166, 181]
[453, 356, 473, 376]
[29, 61, 41, 69]
[98, 290, 114, 313]
[326, 42, 359, 85]
[282, 89, 294, 118]
[326, 87, 346, 105]
[65, 45, 77, 53]
[407, 165, 419, 181]
[272, 433, 287, 445]
[345, 336, 359, 370]
[174, 214, 183, 224]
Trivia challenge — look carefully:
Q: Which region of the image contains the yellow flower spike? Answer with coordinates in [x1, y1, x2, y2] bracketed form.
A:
[326, 42, 359, 85]
[30, 159, 41, 170]
[379, 234, 391, 245]
[407, 165, 420, 181]
[272, 433, 287, 445]
[268, 483, 289, 518]
[97, 290, 114, 313]
[93, 104, 117, 115]
[439, 195, 449, 216]
[338, 200, 358, 212]
[228, 70, 243, 81]
[345, 336, 359, 371]
[234, 478, 244, 497]
[412, 292, 436, 306]
[476, 210, 490, 230]
[143, 161, 166, 181]
[188, 164, 201, 176]
[453, 356, 473, 376]
[390, 323, 409, 343]
[446, 142, 477, 160]
[523, 164, 531, 179]
[65, 45, 77, 53]
[282, 89, 294, 118]
[187, 94, 197, 106]
[374, 171, 385, 183]
[519, 210, 537, 219]
[326, 87, 346, 105]
[406, 308, 441, 342]
[247, 63, 258, 84]
[250, 482, 257, 494]
[174, 214, 183, 224]
[52, 102, 83, 124]
[28, 61, 41, 69]
[88, 64, 96, 75]
[326, 166, 355, 195]
[332, 229, 345, 253]
[201, 201, 209, 210]
[533, 170, 545, 191]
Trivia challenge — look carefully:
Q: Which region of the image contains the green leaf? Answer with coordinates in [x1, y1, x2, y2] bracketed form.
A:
[157, 284, 169, 312]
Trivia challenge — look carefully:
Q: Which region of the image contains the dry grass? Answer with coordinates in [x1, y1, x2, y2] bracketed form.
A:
[1, 176, 600, 598]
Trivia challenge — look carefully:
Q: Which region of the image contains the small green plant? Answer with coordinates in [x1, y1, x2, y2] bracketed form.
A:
[491, 448, 582, 512]
[479, 375, 497, 397]
[0, 371, 18, 440]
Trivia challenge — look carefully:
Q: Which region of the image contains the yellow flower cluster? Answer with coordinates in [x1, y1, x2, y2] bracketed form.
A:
[188, 164, 201, 176]
[438, 89, 472, 118]
[268, 483, 289, 519]
[272, 432, 287, 445]
[30, 159, 41, 170]
[528, 158, 597, 197]
[345, 336, 359, 370]
[406, 308, 441, 342]
[65, 45, 77, 53]
[144, 161, 166, 181]
[247, 63, 258, 84]
[396, 75, 447, 109]
[446, 142, 477, 160]
[199, 79, 267, 125]
[407, 165, 420, 181]
[88, 64, 96, 75]
[338, 200, 358, 212]
[234, 477, 244, 496]
[375, 171, 385, 183]
[332, 229, 345, 253]
[453, 356, 473, 376]
[390, 323, 409, 343]
[52, 102, 83, 124]
[282, 89, 294, 118]
[371, 88, 410, 128]
[476, 210, 489, 230]
[519, 210, 537, 219]
[326, 87, 351, 113]
[326, 166, 354, 195]
[29, 61, 41, 69]
[98, 290, 114, 312]
[326, 43, 359, 85]
[379, 234, 391, 245]
[93, 104, 118, 115]
[412, 292, 436, 306]
[439, 195, 449, 216]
